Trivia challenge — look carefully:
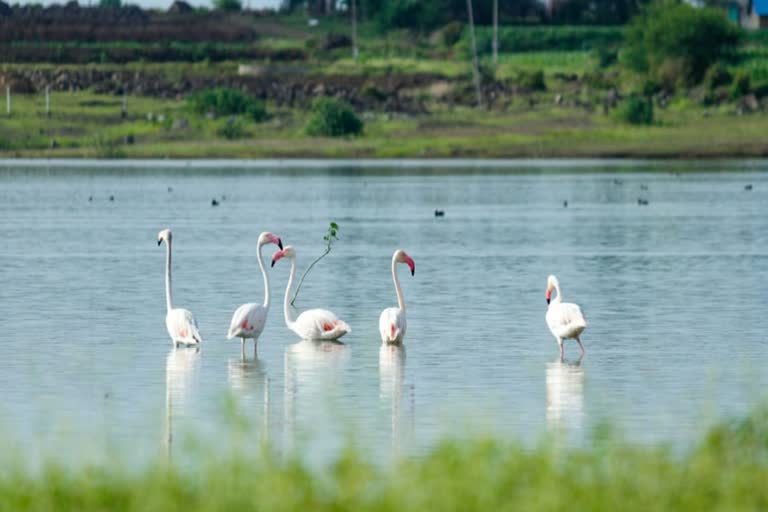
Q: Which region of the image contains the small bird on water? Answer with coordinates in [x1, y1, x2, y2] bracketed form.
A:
[109, 195, 114, 202]
[563, 200, 568, 208]
[637, 198, 649, 206]
[211, 198, 219, 207]
[434, 209, 444, 217]
[745, 184, 753, 191]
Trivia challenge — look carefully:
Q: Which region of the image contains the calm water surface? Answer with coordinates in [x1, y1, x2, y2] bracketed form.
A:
[0, 160, 766, 467]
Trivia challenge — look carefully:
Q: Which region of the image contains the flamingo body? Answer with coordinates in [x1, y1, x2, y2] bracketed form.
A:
[545, 275, 587, 359]
[546, 302, 587, 340]
[292, 308, 351, 341]
[166, 308, 202, 346]
[379, 307, 406, 344]
[227, 303, 268, 340]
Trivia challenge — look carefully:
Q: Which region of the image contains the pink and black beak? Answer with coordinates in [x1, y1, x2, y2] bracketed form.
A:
[405, 256, 415, 276]
[271, 249, 284, 267]
[546, 289, 552, 305]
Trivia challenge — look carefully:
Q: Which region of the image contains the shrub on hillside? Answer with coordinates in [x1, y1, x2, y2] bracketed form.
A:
[704, 63, 733, 90]
[516, 70, 546, 91]
[187, 88, 266, 122]
[730, 71, 751, 99]
[622, 0, 741, 85]
[615, 94, 654, 125]
[305, 98, 363, 137]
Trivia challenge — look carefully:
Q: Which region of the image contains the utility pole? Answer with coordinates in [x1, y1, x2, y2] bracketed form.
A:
[6, 86, 10, 116]
[466, 0, 483, 108]
[45, 85, 51, 117]
[351, 0, 358, 61]
[492, 0, 498, 67]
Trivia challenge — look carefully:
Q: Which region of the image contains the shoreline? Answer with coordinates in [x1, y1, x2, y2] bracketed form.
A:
[0, 157, 767, 170]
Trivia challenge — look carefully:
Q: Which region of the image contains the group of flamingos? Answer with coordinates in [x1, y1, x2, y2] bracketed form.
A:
[158, 228, 587, 359]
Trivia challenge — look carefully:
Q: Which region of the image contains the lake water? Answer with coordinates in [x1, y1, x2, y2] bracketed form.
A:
[0, 159, 766, 468]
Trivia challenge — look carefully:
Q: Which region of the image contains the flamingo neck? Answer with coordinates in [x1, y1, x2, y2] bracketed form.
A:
[257, 242, 270, 309]
[165, 239, 173, 312]
[283, 255, 297, 329]
[553, 282, 562, 304]
[392, 256, 406, 311]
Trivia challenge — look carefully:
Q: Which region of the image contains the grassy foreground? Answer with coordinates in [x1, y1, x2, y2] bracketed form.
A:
[2, 89, 768, 159]
[1, 408, 767, 511]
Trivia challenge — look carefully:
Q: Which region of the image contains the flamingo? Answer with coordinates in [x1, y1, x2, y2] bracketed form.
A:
[158, 229, 202, 347]
[379, 249, 415, 344]
[226, 232, 282, 358]
[545, 275, 587, 359]
[271, 246, 351, 341]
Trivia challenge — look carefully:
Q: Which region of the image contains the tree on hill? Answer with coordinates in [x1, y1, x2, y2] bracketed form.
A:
[99, 0, 121, 7]
[622, 0, 741, 85]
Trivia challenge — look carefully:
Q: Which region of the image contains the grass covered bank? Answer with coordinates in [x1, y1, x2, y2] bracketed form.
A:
[1, 407, 767, 511]
[3, 90, 768, 159]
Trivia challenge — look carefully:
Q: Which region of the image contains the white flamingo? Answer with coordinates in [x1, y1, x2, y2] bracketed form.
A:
[271, 246, 350, 341]
[546, 275, 587, 359]
[158, 229, 202, 346]
[379, 249, 415, 344]
[226, 232, 283, 357]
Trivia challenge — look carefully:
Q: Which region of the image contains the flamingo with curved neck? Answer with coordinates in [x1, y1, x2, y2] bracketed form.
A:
[271, 246, 350, 341]
[227, 232, 283, 358]
[158, 228, 202, 346]
[545, 274, 587, 359]
[379, 249, 415, 344]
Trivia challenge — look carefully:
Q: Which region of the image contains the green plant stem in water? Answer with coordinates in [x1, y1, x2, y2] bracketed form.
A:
[290, 222, 338, 306]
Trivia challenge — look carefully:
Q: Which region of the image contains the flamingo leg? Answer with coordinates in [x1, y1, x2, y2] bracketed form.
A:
[576, 337, 586, 356]
[254, 338, 258, 358]
[558, 340, 564, 360]
[241, 338, 245, 360]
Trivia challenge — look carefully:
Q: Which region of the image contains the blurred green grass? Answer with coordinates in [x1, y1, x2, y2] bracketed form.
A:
[0, 406, 766, 511]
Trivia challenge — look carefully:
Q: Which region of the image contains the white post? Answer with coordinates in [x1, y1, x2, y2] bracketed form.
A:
[6, 86, 9, 116]
[351, 0, 359, 61]
[492, 0, 498, 66]
[466, 0, 483, 108]
[45, 85, 51, 117]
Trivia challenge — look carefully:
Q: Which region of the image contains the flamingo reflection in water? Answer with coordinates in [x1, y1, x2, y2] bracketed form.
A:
[283, 339, 350, 453]
[545, 357, 585, 433]
[164, 346, 201, 459]
[379, 343, 414, 456]
[227, 357, 271, 444]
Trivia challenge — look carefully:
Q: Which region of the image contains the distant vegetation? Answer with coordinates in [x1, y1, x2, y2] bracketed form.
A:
[305, 98, 363, 137]
[622, 0, 742, 86]
[187, 88, 267, 122]
[0, 407, 766, 511]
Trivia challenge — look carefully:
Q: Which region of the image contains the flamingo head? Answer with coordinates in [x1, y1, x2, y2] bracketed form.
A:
[271, 245, 295, 267]
[395, 249, 415, 276]
[546, 275, 558, 304]
[258, 231, 283, 250]
[157, 228, 171, 246]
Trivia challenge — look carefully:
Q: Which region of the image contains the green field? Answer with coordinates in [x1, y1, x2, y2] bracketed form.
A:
[1, 406, 767, 511]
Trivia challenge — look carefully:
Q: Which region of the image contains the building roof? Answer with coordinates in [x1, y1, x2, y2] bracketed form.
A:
[755, 0, 768, 16]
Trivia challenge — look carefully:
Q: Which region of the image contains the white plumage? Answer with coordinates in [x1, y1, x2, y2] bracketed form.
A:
[379, 249, 415, 344]
[545, 275, 587, 359]
[158, 228, 202, 347]
[226, 232, 283, 357]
